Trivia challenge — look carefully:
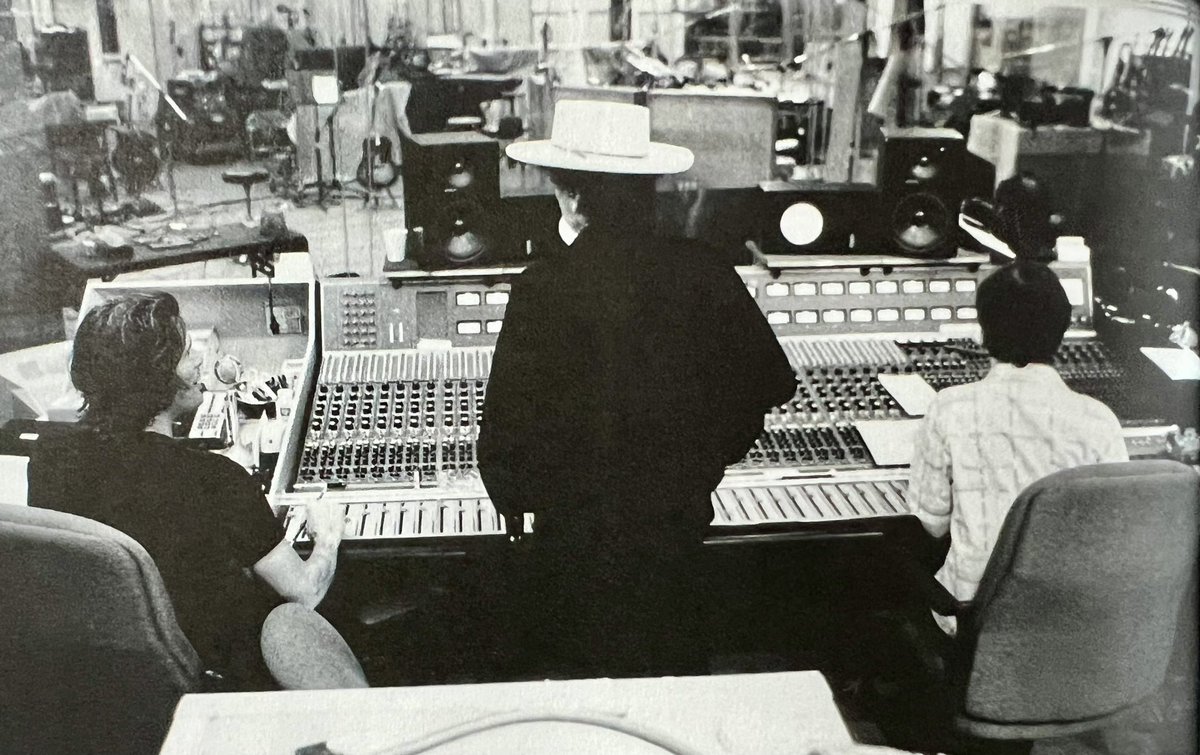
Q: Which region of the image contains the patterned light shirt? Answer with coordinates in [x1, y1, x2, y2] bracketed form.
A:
[907, 362, 1129, 634]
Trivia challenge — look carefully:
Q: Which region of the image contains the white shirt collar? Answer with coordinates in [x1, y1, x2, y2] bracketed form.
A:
[558, 217, 581, 247]
[987, 362, 1064, 384]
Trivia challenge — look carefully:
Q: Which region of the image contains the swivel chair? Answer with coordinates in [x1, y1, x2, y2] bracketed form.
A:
[0, 505, 202, 754]
[895, 460, 1199, 754]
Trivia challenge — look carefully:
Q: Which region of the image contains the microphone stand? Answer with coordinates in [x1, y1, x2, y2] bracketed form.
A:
[126, 53, 189, 219]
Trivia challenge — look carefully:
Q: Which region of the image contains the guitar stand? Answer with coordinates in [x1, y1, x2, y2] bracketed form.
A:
[366, 184, 401, 211]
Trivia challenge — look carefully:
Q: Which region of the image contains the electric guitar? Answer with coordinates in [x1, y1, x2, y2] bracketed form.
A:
[356, 135, 399, 189]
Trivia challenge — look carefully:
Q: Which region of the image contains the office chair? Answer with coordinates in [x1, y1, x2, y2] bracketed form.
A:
[0, 504, 202, 755]
[893, 460, 1199, 754]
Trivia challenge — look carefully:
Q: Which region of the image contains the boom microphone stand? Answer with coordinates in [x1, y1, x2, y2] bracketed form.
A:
[126, 53, 189, 219]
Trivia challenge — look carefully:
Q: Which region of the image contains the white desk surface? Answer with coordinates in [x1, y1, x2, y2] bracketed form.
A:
[161, 671, 854, 755]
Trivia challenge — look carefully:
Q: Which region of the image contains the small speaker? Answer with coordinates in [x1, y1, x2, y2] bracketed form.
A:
[401, 131, 516, 269]
[878, 127, 965, 258]
[757, 181, 881, 254]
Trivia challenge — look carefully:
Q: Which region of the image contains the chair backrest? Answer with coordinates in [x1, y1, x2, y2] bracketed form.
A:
[957, 460, 1199, 739]
[0, 504, 202, 754]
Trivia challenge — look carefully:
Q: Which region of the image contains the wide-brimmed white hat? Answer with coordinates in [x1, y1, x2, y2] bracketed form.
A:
[505, 100, 694, 175]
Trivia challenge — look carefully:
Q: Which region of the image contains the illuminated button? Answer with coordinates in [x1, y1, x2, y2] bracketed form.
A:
[793, 282, 817, 296]
[929, 280, 951, 293]
[455, 292, 481, 306]
[903, 308, 926, 321]
[955, 279, 977, 293]
[484, 291, 509, 305]
[766, 311, 790, 325]
[820, 282, 845, 296]
[956, 306, 977, 320]
[485, 320, 503, 334]
[765, 283, 789, 297]
[876, 280, 899, 294]
[850, 309, 873, 323]
[456, 321, 483, 335]
[931, 307, 952, 321]
[822, 309, 846, 324]
[848, 281, 871, 295]
[902, 280, 925, 294]
[794, 310, 819, 324]
[878, 308, 899, 322]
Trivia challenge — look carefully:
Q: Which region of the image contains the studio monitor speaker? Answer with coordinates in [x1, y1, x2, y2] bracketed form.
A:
[878, 127, 965, 258]
[757, 181, 881, 254]
[401, 131, 519, 269]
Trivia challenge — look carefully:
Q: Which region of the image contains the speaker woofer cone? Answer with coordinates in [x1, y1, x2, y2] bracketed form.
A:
[890, 192, 950, 254]
[435, 199, 492, 264]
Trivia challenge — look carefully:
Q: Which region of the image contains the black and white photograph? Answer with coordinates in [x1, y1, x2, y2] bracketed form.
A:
[0, 0, 1198, 752]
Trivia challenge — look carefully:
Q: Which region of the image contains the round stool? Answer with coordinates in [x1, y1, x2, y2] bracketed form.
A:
[222, 167, 270, 220]
[446, 115, 483, 132]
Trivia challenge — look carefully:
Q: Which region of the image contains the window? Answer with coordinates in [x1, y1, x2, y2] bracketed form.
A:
[97, 0, 120, 54]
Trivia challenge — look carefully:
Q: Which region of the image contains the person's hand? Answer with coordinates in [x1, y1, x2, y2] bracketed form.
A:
[304, 496, 346, 550]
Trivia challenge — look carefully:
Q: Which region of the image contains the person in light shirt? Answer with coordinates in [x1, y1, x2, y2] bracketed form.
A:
[907, 261, 1128, 635]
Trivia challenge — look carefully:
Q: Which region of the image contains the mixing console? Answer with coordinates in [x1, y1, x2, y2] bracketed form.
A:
[278, 259, 1176, 552]
[295, 349, 493, 490]
[894, 337, 1158, 422]
[282, 474, 912, 551]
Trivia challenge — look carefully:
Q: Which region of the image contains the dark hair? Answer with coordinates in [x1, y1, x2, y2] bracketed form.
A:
[545, 168, 657, 231]
[71, 291, 189, 432]
[977, 261, 1071, 366]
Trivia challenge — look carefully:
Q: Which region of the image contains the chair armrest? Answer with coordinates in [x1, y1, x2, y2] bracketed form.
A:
[883, 543, 972, 616]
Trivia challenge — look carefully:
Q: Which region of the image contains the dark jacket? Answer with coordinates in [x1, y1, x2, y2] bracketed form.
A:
[477, 225, 796, 547]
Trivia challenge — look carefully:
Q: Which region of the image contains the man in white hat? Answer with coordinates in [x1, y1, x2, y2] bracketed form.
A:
[477, 100, 797, 676]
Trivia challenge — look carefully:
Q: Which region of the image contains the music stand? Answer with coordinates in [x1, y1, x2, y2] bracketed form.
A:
[287, 67, 340, 208]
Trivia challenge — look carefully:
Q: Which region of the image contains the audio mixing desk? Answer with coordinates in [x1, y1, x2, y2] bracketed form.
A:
[273, 254, 1179, 557]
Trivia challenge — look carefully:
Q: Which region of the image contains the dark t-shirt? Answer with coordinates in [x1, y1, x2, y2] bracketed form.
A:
[28, 428, 282, 677]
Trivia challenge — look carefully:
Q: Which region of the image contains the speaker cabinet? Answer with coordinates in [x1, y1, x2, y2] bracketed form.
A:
[401, 131, 520, 269]
[757, 181, 881, 254]
[878, 127, 965, 258]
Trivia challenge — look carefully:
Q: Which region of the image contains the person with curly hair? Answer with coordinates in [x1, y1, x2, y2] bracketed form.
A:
[28, 291, 344, 686]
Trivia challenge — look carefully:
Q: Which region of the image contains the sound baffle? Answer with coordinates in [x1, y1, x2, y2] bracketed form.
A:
[401, 132, 516, 269]
[878, 127, 966, 258]
[35, 28, 93, 101]
[757, 181, 882, 255]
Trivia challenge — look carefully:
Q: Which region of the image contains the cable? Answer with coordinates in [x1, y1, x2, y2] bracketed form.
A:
[321, 711, 707, 755]
[267, 276, 281, 335]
